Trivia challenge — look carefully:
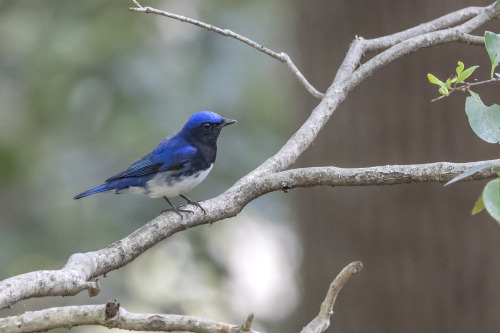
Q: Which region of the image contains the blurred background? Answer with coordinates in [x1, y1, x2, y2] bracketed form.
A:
[0, 0, 499, 332]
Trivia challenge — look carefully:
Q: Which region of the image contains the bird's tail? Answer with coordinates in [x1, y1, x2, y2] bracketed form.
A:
[73, 184, 110, 200]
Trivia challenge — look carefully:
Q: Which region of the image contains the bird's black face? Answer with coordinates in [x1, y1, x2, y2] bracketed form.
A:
[190, 118, 237, 145]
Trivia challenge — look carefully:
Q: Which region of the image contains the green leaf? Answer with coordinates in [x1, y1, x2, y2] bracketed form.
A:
[444, 162, 494, 186]
[483, 178, 500, 223]
[427, 73, 443, 85]
[456, 61, 464, 75]
[455, 65, 479, 84]
[472, 194, 486, 215]
[485, 31, 500, 78]
[495, 0, 500, 10]
[445, 77, 456, 88]
[465, 92, 500, 143]
[438, 87, 449, 95]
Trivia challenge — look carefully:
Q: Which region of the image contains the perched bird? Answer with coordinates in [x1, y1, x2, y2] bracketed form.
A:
[74, 111, 236, 216]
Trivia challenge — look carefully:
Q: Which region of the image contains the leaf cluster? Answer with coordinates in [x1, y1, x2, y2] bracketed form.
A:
[427, 62, 478, 96]
[437, 31, 500, 224]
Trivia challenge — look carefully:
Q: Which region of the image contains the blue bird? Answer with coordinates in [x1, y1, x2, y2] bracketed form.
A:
[74, 111, 236, 216]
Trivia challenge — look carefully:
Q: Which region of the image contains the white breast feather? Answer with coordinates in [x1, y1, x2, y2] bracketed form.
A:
[142, 163, 214, 198]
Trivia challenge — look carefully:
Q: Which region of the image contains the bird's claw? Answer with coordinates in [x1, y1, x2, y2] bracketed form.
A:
[162, 195, 205, 219]
[180, 195, 207, 215]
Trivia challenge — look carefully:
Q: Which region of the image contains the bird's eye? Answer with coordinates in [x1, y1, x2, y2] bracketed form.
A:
[202, 123, 213, 130]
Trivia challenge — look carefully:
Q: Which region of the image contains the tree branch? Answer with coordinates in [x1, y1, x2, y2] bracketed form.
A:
[457, 33, 486, 45]
[2, 2, 500, 325]
[300, 262, 363, 333]
[0, 263, 363, 333]
[0, 300, 261, 333]
[2, 159, 499, 309]
[128, 2, 324, 99]
[0, 262, 359, 333]
[236, 3, 500, 185]
[348, 4, 499, 93]
[363, 6, 488, 51]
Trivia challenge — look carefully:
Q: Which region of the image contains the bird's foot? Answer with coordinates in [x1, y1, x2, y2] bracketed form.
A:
[162, 196, 195, 219]
[180, 195, 206, 215]
[161, 207, 194, 219]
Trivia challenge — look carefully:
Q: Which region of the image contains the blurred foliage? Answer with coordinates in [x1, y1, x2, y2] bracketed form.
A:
[0, 0, 302, 332]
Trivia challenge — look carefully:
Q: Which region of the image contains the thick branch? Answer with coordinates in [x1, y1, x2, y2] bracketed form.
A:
[363, 6, 487, 51]
[2, 159, 499, 309]
[258, 159, 500, 190]
[0, 301, 260, 333]
[300, 262, 363, 333]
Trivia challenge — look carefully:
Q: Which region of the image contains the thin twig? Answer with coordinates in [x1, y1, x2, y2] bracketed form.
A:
[131, 0, 142, 8]
[300, 262, 363, 333]
[469, 77, 500, 87]
[128, 2, 324, 99]
[431, 77, 500, 102]
[432, 94, 450, 102]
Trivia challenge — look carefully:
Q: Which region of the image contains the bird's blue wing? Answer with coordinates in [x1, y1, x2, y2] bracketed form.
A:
[105, 140, 197, 182]
[105, 154, 160, 181]
[156, 145, 197, 172]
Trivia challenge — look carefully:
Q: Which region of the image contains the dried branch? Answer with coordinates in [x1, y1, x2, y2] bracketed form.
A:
[2, 158, 499, 309]
[0, 300, 261, 333]
[128, 3, 324, 99]
[300, 262, 363, 333]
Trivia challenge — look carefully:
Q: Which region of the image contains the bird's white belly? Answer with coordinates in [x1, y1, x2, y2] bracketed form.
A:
[139, 164, 214, 198]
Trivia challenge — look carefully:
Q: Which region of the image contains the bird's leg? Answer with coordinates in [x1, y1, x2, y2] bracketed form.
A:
[179, 194, 206, 215]
[161, 196, 194, 218]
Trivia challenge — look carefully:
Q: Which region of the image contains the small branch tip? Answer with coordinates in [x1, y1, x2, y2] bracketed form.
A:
[350, 261, 363, 273]
[132, 0, 143, 8]
[241, 313, 255, 332]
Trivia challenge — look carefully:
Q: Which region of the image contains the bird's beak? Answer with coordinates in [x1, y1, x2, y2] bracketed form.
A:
[220, 118, 237, 127]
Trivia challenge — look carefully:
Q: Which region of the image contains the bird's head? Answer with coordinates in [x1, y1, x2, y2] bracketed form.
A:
[181, 111, 236, 145]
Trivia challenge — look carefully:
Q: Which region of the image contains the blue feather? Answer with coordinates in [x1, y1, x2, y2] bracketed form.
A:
[73, 184, 110, 199]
